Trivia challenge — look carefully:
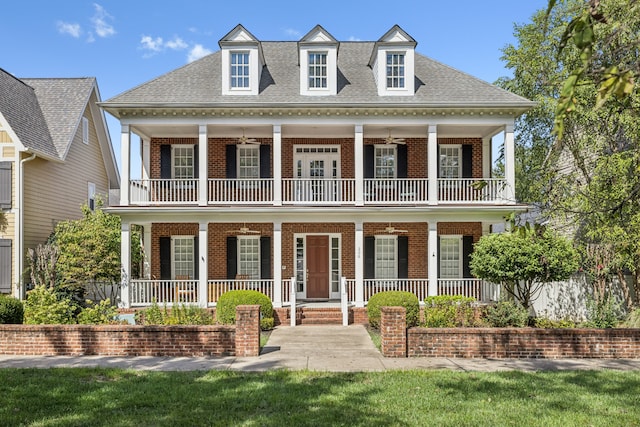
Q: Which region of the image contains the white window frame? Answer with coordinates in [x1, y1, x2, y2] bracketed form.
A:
[230, 51, 250, 89]
[172, 236, 195, 280]
[293, 233, 342, 299]
[308, 52, 328, 89]
[238, 236, 260, 279]
[87, 182, 96, 211]
[237, 145, 260, 179]
[171, 144, 194, 179]
[375, 235, 397, 280]
[386, 52, 405, 89]
[82, 117, 89, 145]
[439, 236, 463, 279]
[439, 145, 462, 179]
[374, 144, 396, 179]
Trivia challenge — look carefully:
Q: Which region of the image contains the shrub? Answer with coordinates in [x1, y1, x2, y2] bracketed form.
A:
[136, 301, 214, 325]
[583, 296, 623, 328]
[484, 300, 529, 327]
[532, 317, 577, 328]
[0, 294, 24, 324]
[367, 291, 419, 328]
[423, 295, 480, 327]
[621, 308, 640, 328]
[216, 290, 274, 330]
[24, 285, 76, 324]
[77, 299, 119, 324]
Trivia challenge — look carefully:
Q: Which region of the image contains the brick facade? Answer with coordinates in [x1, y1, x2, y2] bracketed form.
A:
[380, 306, 407, 357]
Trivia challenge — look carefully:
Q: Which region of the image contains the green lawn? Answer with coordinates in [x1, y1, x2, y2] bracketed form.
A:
[1, 369, 639, 426]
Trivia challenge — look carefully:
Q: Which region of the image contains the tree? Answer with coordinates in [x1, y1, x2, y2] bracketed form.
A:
[0, 212, 6, 233]
[52, 202, 141, 295]
[470, 228, 579, 310]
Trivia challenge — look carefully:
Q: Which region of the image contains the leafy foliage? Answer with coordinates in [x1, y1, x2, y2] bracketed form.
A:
[366, 291, 419, 328]
[0, 212, 7, 233]
[23, 285, 77, 324]
[215, 290, 273, 330]
[532, 317, 577, 328]
[26, 243, 59, 288]
[470, 228, 579, 310]
[621, 308, 640, 328]
[77, 299, 119, 325]
[484, 301, 530, 327]
[136, 301, 214, 325]
[422, 295, 480, 328]
[583, 295, 623, 328]
[0, 294, 24, 324]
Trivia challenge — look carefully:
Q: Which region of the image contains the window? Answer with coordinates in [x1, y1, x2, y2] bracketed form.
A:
[440, 237, 462, 278]
[308, 52, 327, 89]
[375, 146, 396, 179]
[375, 236, 397, 279]
[87, 182, 96, 211]
[386, 53, 405, 88]
[82, 117, 89, 144]
[173, 237, 194, 279]
[172, 145, 194, 179]
[230, 52, 250, 88]
[237, 146, 259, 179]
[439, 146, 461, 178]
[238, 236, 260, 279]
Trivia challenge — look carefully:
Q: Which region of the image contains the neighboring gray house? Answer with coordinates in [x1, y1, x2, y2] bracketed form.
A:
[0, 69, 119, 297]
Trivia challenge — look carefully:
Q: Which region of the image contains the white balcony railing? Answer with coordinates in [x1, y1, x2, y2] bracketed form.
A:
[437, 279, 500, 302]
[282, 178, 355, 204]
[208, 178, 273, 204]
[129, 279, 199, 305]
[363, 178, 428, 204]
[130, 179, 199, 205]
[207, 279, 274, 305]
[437, 178, 507, 203]
[363, 279, 430, 302]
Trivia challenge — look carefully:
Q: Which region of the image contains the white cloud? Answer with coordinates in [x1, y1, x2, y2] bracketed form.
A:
[166, 37, 188, 50]
[141, 35, 164, 52]
[57, 21, 81, 38]
[91, 3, 116, 38]
[348, 36, 362, 41]
[188, 44, 212, 62]
[284, 28, 301, 38]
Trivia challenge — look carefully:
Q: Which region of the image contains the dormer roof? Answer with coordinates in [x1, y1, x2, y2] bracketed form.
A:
[368, 24, 417, 67]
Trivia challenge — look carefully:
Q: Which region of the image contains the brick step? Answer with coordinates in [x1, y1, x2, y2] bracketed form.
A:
[298, 308, 343, 325]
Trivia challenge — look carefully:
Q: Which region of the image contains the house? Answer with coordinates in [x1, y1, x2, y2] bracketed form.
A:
[0, 69, 120, 297]
[101, 24, 533, 319]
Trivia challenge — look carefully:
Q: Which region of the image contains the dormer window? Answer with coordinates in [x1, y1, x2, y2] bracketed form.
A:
[386, 53, 405, 89]
[308, 52, 328, 89]
[230, 52, 250, 88]
[370, 25, 416, 96]
[299, 25, 338, 96]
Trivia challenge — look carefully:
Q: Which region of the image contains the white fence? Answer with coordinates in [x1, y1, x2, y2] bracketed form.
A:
[363, 179, 428, 204]
[437, 178, 507, 203]
[282, 178, 355, 204]
[208, 179, 273, 204]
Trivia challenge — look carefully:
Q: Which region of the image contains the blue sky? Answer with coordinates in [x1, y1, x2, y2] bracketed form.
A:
[2, 1, 547, 172]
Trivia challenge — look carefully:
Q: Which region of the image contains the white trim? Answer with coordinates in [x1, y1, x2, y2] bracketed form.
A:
[87, 182, 96, 211]
[293, 145, 341, 179]
[171, 235, 195, 280]
[237, 235, 261, 279]
[293, 233, 342, 299]
[171, 144, 195, 179]
[439, 235, 463, 279]
[438, 144, 462, 178]
[373, 144, 397, 179]
[373, 235, 398, 279]
[299, 46, 337, 96]
[373, 46, 415, 96]
[82, 116, 89, 145]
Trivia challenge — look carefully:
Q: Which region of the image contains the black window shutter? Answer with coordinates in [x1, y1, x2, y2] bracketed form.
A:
[397, 145, 407, 179]
[193, 146, 199, 179]
[364, 145, 374, 179]
[462, 145, 473, 178]
[0, 239, 11, 293]
[397, 236, 408, 279]
[226, 145, 237, 179]
[0, 162, 11, 210]
[160, 145, 172, 179]
[364, 236, 375, 279]
[193, 236, 199, 279]
[437, 236, 441, 278]
[159, 237, 171, 280]
[462, 236, 474, 278]
[260, 236, 271, 279]
[260, 145, 271, 178]
[226, 236, 237, 279]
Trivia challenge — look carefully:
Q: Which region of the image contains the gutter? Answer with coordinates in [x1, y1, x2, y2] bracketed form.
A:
[15, 151, 37, 299]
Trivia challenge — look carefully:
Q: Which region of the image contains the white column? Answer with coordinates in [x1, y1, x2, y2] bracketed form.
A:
[198, 125, 208, 206]
[428, 221, 438, 296]
[482, 136, 491, 178]
[427, 125, 438, 205]
[273, 221, 283, 308]
[504, 123, 515, 203]
[143, 225, 152, 279]
[354, 124, 364, 206]
[141, 138, 151, 181]
[355, 221, 364, 307]
[273, 125, 282, 206]
[198, 221, 208, 307]
[120, 125, 130, 205]
[120, 221, 131, 308]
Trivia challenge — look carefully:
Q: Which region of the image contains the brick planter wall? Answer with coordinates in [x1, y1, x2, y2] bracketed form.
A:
[380, 306, 407, 357]
[0, 305, 260, 357]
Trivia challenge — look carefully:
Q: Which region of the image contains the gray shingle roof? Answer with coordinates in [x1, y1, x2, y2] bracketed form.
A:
[105, 41, 532, 108]
[0, 69, 58, 159]
[21, 78, 96, 159]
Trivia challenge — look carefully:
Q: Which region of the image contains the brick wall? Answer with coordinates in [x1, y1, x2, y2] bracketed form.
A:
[438, 138, 483, 178]
[380, 306, 407, 357]
[364, 222, 428, 277]
[0, 305, 260, 357]
[438, 222, 483, 242]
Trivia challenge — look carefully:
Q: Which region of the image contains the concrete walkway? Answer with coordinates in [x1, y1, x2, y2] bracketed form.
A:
[1, 325, 640, 372]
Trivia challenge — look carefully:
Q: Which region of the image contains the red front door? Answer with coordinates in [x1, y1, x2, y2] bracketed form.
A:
[306, 235, 329, 299]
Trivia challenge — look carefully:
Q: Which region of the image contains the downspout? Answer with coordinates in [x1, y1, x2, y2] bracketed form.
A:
[15, 151, 37, 299]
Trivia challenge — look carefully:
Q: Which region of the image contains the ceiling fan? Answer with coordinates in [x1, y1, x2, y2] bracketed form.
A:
[383, 128, 406, 145]
[226, 224, 261, 235]
[237, 128, 259, 145]
[375, 223, 408, 234]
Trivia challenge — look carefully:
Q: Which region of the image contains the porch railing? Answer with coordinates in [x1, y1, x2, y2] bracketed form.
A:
[207, 279, 274, 305]
[208, 178, 273, 204]
[129, 279, 199, 305]
[130, 179, 199, 205]
[438, 178, 507, 203]
[363, 178, 428, 204]
[437, 279, 500, 302]
[363, 279, 430, 303]
[282, 178, 355, 204]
